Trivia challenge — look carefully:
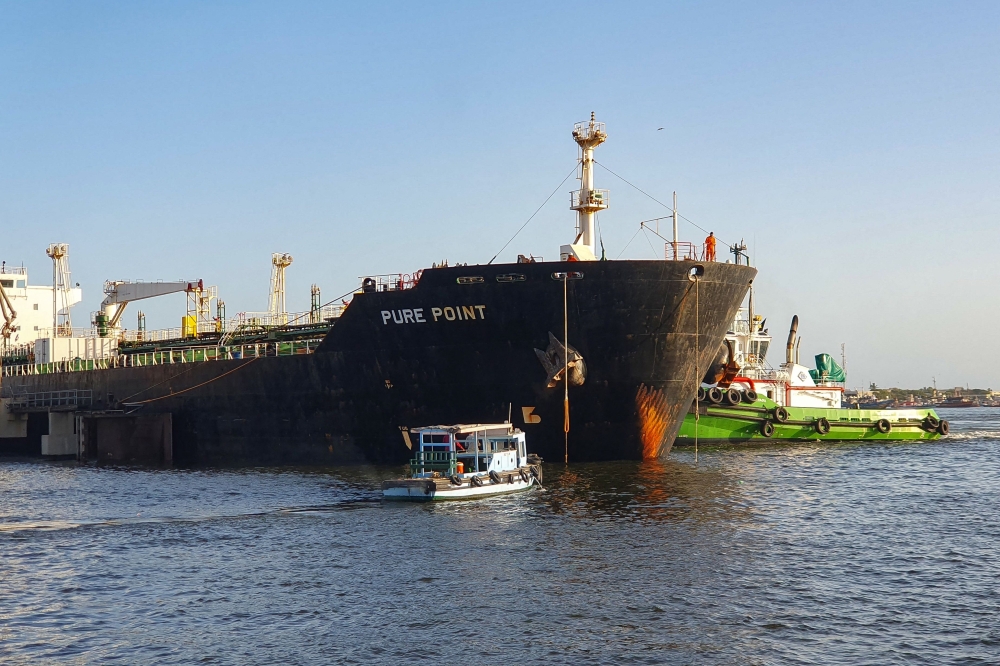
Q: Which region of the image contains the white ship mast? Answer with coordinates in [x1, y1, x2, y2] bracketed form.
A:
[562, 112, 608, 261]
[46, 243, 72, 336]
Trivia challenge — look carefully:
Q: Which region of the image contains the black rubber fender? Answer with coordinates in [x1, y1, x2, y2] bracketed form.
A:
[470, 475, 484, 487]
[449, 474, 462, 486]
[707, 387, 723, 404]
[875, 419, 892, 434]
[773, 406, 789, 423]
[519, 469, 529, 483]
[815, 417, 831, 435]
[723, 389, 741, 406]
[937, 420, 950, 436]
[489, 470, 502, 484]
[760, 421, 775, 437]
[697, 387, 708, 402]
[741, 389, 758, 404]
[923, 415, 940, 431]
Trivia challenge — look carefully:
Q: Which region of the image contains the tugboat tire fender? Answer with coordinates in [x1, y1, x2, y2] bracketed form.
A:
[449, 474, 463, 486]
[707, 387, 724, 404]
[519, 469, 529, 483]
[815, 417, 831, 435]
[723, 389, 742, 406]
[923, 415, 940, 431]
[697, 387, 708, 402]
[470, 475, 484, 487]
[937, 420, 950, 436]
[489, 470, 502, 484]
[875, 419, 892, 434]
[773, 406, 789, 423]
[741, 389, 758, 404]
[760, 421, 775, 438]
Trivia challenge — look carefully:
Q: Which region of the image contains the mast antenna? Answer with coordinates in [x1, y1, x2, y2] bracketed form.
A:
[564, 112, 608, 261]
[672, 191, 678, 259]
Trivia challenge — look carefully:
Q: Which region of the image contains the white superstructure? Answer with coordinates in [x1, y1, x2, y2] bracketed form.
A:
[724, 305, 843, 409]
[0, 264, 82, 349]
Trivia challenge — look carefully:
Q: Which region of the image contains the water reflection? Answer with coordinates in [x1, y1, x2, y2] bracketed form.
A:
[538, 459, 756, 525]
[1, 414, 999, 664]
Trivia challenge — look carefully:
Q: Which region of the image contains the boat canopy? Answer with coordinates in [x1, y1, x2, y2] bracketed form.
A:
[809, 354, 846, 383]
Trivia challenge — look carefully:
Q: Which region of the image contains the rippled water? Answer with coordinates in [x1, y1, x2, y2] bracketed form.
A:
[1, 408, 998, 664]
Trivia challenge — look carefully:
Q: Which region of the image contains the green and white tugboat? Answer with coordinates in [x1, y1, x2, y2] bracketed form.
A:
[675, 302, 949, 446]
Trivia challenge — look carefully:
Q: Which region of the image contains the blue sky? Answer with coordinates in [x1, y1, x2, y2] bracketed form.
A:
[2, 1, 998, 389]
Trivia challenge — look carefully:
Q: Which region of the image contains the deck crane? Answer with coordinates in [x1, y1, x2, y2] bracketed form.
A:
[97, 279, 205, 337]
[0, 279, 17, 347]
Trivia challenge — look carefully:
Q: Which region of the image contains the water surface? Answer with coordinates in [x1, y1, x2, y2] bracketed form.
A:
[1, 408, 998, 664]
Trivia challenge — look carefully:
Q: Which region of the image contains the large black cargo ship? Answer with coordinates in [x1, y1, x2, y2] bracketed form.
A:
[0, 116, 755, 465]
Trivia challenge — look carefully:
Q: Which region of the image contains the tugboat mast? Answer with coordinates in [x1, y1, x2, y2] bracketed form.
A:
[563, 112, 608, 261]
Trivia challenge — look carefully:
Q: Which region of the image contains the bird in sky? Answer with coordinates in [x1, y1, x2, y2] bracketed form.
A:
[657, 127, 664, 130]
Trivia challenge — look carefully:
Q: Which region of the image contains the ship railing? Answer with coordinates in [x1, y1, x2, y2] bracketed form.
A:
[0, 339, 322, 378]
[121, 327, 183, 343]
[572, 120, 607, 140]
[570, 189, 610, 210]
[5, 389, 92, 411]
[0, 266, 27, 275]
[34, 326, 98, 339]
[409, 450, 456, 476]
[665, 241, 705, 262]
[359, 273, 421, 293]
[227, 307, 342, 330]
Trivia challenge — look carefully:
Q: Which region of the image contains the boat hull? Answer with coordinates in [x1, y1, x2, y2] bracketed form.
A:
[382, 474, 536, 501]
[3, 259, 755, 465]
[676, 398, 944, 445]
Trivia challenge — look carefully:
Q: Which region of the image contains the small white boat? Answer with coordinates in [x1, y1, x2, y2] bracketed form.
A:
[381, 423, 542, 501]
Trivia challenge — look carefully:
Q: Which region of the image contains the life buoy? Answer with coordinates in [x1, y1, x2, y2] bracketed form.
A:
[449, 474, 462, 486]
[707, 387, 723, 404]
[760, 421, 775, 437]
[489, 470, 502, 484]
[773, 406, 789, 423]
[875, 419, 891, 434]
[937, 420, 950, 436]
[815, 417, 831, 435]
[723, 389, 741, 406]
[742, 389, 758, 404]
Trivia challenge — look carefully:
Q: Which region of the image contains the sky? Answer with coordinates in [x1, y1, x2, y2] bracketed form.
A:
[2, 1, 998, 390]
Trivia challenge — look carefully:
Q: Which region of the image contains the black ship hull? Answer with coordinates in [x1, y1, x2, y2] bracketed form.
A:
[3, 260, 754, 465]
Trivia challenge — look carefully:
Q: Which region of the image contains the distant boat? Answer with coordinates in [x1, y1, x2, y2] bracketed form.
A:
[934, 396, 979, 408]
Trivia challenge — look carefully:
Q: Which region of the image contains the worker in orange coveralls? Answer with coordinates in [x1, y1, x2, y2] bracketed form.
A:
[705, 232, 717, 261]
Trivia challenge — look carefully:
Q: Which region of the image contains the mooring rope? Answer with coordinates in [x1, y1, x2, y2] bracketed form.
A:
[123, 357, 261, 406]
[695, 273, 700, 464]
